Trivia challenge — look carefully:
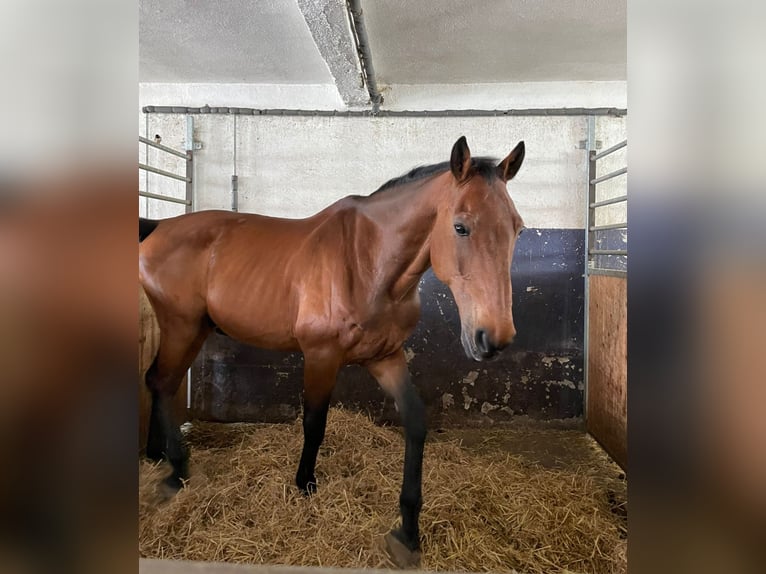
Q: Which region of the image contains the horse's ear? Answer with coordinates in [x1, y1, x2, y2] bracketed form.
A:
[450, 136, 472, 182]
[497, 141, 525, 182]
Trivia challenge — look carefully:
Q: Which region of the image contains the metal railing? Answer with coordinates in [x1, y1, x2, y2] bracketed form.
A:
[139, 136, 193, 212]
[587, 138, 627, 277]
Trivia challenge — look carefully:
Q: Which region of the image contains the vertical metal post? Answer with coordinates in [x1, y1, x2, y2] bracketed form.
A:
[185, 151, 193, 214]
[184, 115, 194, 214]
[184, 115, 194, 410]
[231, 115, 238, 212]
[583, 115, 596, 421]
[185, 115, 194, 151]
[587, 157, 597, 262]
[144, 113, 150, 218]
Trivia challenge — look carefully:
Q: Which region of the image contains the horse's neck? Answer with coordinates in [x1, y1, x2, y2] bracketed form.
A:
[361, 174, 445, 301]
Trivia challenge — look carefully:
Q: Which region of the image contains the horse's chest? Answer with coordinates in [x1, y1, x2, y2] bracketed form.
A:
[345, 296, 420, 361]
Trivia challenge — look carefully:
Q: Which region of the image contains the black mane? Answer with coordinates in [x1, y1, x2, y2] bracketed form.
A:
[371, 157, 499, 195]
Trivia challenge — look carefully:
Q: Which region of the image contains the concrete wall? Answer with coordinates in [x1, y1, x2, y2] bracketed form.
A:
[138, 108, 626, 424]
[140, 113, 602, 225]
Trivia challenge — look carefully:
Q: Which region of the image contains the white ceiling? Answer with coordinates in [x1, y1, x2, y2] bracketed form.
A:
[364, 0, 626, 83]
[140, 0, 626, 107]
[140, 0, 333, 83]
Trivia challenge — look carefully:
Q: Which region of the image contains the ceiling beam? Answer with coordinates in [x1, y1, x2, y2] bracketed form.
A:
[296, 0, 369, 108]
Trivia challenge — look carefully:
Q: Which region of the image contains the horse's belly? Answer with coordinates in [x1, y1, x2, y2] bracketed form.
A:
[206, 285, 299, 351]
[218, 321, 299, 351]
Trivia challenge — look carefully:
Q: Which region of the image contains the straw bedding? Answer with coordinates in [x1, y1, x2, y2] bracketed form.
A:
[139, 408, 626, 574]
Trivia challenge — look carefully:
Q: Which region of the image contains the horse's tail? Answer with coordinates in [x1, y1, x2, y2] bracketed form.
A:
[139, 218, 160, 242]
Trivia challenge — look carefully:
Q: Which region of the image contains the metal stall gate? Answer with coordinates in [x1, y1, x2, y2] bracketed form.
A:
[584, 123, 627, 469]
[138, 127, 195, 448]
[138, 129, 194, 215]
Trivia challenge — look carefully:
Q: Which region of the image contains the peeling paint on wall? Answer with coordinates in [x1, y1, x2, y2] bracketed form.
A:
[461, 386, 475, 410]
[543, 379, 577, 389]
[462, 370, 479, 386]
[480, 401, 499, 415]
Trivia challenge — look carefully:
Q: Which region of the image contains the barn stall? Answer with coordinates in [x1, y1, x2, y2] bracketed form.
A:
[139, 1, 627, 573]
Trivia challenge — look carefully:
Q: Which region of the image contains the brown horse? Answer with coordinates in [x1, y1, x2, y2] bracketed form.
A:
[139, 136, 525, 565]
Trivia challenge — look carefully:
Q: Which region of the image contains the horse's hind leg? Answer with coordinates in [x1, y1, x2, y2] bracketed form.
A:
[145, 391, 166, 462]
[145, 316, 211, 492]
[295, 349, 341, 495]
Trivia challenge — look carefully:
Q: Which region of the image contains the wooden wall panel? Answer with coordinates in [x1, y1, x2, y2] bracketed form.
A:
[587, 274, 627, 469]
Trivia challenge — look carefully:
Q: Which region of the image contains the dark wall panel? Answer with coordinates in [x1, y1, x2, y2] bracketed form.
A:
[192, 228, 585, 425]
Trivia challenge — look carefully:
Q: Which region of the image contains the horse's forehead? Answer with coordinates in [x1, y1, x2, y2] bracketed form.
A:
[457, 180, 514, 218]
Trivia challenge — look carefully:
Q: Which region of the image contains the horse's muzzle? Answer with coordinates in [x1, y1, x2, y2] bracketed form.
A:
[474, 329, 508, 360]
[461, 327, 509, 362]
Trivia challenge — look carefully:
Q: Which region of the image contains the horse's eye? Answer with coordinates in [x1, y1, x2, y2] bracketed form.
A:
[454, 223, 470, 236]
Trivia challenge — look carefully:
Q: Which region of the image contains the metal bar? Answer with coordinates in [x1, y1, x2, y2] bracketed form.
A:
[143, 113, 149, 218]
[139, 190, 191, 206]
[593, 139, 627, 160]
[589, 268, 628, 278]
[585, 115, 598, 276]
[185, 115, 194, 152]
[347, 0, 383, 112]
[590, 222, 627, 232]
[589, 249, 628, 255]
[591, 167, 627, 185]
[138, 136, 188, 159]
[138, 163, 191, 183]
[185, 150, 193, 213]
[590, 194, 627, 208]
[583, 115, 596, 423]
[231, 115, 238, 212]
[142, 105, 628, 118]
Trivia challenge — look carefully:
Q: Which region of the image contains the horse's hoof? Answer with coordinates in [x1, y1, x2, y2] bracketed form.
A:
[296, 473, 318, 496]
[298, 481, 317, 497]
[157, 482, 179, 501]
[385, 530, 421, 569]
[157, 474, 185, 500]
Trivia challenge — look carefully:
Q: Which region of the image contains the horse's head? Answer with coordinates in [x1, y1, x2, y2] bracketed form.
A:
[431, 136, 525, 361]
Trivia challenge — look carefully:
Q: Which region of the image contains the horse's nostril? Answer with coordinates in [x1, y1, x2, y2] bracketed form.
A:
[475, 329, 487, 353]
[475, 329, 489, 354]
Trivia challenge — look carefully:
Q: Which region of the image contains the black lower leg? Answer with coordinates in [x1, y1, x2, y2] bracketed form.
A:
[145, 389, 165, 461]
[295, 399, 330, 495]
[393, 383, 426, 551]
[157, 394, 188, 490]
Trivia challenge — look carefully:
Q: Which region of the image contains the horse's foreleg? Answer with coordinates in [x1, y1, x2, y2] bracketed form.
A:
[367, 348, 426, 567]
[295, 349, 340, 495]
